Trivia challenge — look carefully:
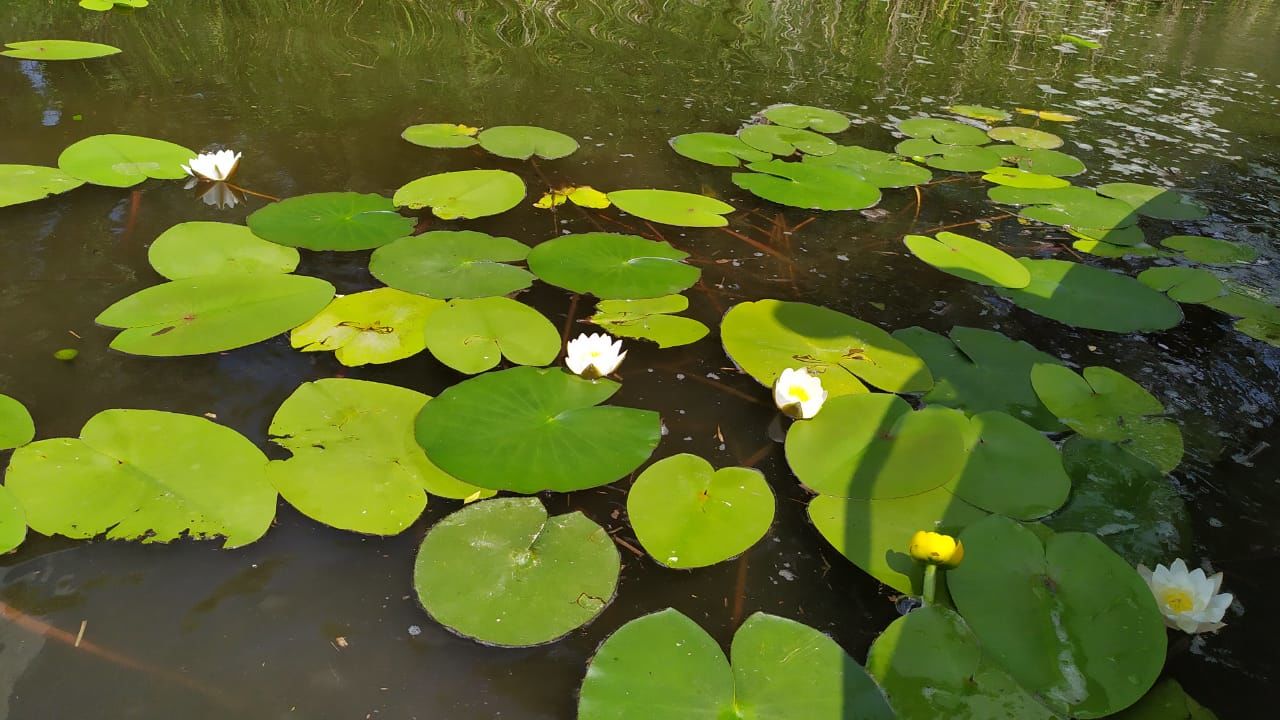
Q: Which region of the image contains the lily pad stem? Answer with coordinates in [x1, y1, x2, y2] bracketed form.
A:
[922, 564, 938, 606]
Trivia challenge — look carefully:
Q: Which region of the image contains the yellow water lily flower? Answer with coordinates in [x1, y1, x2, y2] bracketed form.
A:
[909, 530, 964, 567]
[534, 185, 611, 210]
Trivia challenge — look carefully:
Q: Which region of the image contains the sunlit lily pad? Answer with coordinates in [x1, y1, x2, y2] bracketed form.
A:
[738, 125, 837, 156]
[760, 104, 850, 133]
[898, 118, 989, 146]
[895, 139, 1002, 173]
[627, 453, 774, 568]
[401, 123, 479, 148]
[0, 165, 85, 207]
[368, 230, 534, 299]
[987, 126, 1063, 149]
[1137, 266, 1224, 303]
[998, 258, 1183, 332]
[414, 367, 661, 493]
[1235, 315, 1280, 346]
[721, 299, 933, 395]
[57, 134, 194, 187]
[79, 0, 148, 9]
[0, 486, 25, 553]
[589, 295, 709, 348]
[1097, 183, 1208, 221]
[947, 411, 1070, 520]
[1160, 235, 1256, 264]
[414, 497, 618, 647]
[6, 410, 275, 548]
[1016, 108, 1081, 123]
[2, 40, 121, 61]
[668, 132, 772, 167]
[803, 145, 932, 187]
[535, 185, 610, 209]
[0, 394, 36, 451]
[947, 105, 1011, 122]
[476, 125, 578, 160]
[393, 169, 526, 219]
[903, 231, 1031, 288]
[97, 274, 335, 356]
[732, 160, 881, 210]
[291, 288, 441, 366]
[246, 192, 413, 251]
[1060, 33, 1101, 49]
[993, 146, 1086, 176]
[607, 189, 733, 227]
[527, 232, 700, 299]
[949, 515, 1166, 718]
[981, 166, 1070, 189]
[422, 297, 559, 374]
[147, 221, 300, 279]
[989, 186, 1139, 229]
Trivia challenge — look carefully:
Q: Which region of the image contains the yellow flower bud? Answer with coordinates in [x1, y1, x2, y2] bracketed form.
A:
[909, 530, 964, 568]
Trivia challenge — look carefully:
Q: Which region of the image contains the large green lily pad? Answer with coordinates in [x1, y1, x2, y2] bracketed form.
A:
[401, 122, 479, 149]
[1160, 235, 1256, 264]
[368, 230, 533, 299]
[96, 273, 335, 356]
[949, 516, 1167, 718]
[291, 288, 441, 366]
[997, 258, 1183, 333]
[668, 133, 772, 167]
[2, 40, 121, 61]
[987, 126, 1063, 149]
[803, 145, 932, 187]
[5, 410, 275, 548]
[57, 134, 194, 187]
[721, 299, 932, 395]
[246, 192, 413, 251]
[732, 161, 881, 210]
[414, 497, 619, 646]
[895, 139, 1003, 173]
[898, 118, 989, 146]
[738, 125, 837, 156]
[1097, 183, 1207, 221]
[476, 125, 578, 160]
[0, 165, 85, 207]
[948, 411, 1070, 520]
[989, 186, 1138, 230]
[627, 453, 774, 568]
[1137, 266, 1224, 304]
[607, 189, 733, 227]
[982, 166, 1071, 189]
[589, 295, 709, 348]
[761, 104, 850, 133]
[1113, 679, 1219, 720]
[0, 394, 35, 451]
[422, 297, 559, 374]
[527, 232, 700, 299]
[414, 367, 661, 493]
[148, 221, 300, 279]
[993, 146, 1087, 176]
[393, 169, 526, 219]
[903, 231, 1031, 288]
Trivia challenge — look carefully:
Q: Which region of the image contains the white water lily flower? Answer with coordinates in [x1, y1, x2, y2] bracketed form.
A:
[565, 332, 626, 379]
[196, 181, 241, 209]
[773, 367, 827, 419]
[1138, 559, 1232, 634]
[181, 149, 241, 182]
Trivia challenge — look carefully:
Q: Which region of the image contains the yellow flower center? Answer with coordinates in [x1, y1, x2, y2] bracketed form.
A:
[790, 386, 810, 402]
[589, 351, 601, 358]
[1160, 588, 1195, 613]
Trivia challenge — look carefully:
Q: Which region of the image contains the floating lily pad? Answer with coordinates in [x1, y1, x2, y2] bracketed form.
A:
[97, 274, 335, 356]
[1068, 223, 1147, 247]
[898, 118, 989, 146]
[760, 104, 851, 133]
[987, 126, 1063, 149]
[2, 40, 122, 61]
[892, 326, 1064, 431]
[589, 295, 709, 348]
[993, 146, 1087, 176]
[990, 185, 1138, 230]
[1073, 239, 1157, 258]
[721, 299, 933, 395]
[903, 231, 1031, 288]
[534, 185, 610, 209]
[0, 394, 35, 451]
[668, 132, 772, 167]
[1031, 364, 1183, 473]
[147, 222, 300, 279]
[1202, 288, 1280, 322]
[1060, 33, 1101, 49]
[0, 486, 25, 554]
[1137, 266, 1224, 303]
[369, 230, 534, 299]
[1016, 108, 1081, 123]
[998, 259, 1183, 333]
[476, 125, 578, 160]
[579, 609, 894, 720]
[948, 411, 1070, 520]
[1113, 678, 1219, 720]
[246, 192, 414, 251]
[414, 367, 661, 493]
[732, 160, 881, 210]
[1097, 183, 1208, 221]
[627, 454, 774, 568]
[268, 379, 490, 536]
[786, 394, 968, 499]
[949, 515, 1166, 718]
[1160, 235, 1256, 264]
[5, 410, 275, 548]
[738, 125, 837, 156]
[947, 105, 1012, 122]
[895, 139, 1003, 172]
[982, 166, 1070, 189]
[803, 145, 932, 187]
[1235, 315, 1280, 346]
[57, 134, 194, 187]
[79, 0, 148, 9]
[393, 169, 526, 219]
[291, 288, 441, 366]
[422, 297, 559, 374]
[401, 123, 478, 149]
[414, 497, 619, 647]
[526, 232, 700, 299]
[607, 189, 733, 227]
[0, 165, 85, 207]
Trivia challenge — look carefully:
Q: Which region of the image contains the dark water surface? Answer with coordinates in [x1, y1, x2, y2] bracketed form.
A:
[2, 1, 1279, 718]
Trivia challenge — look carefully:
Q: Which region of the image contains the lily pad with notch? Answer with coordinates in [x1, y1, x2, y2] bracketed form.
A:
[737, 125, 837, 156]
[997, 258, 1183, 333]
[982, 166, 1070, 189]
[394, 169, 526, 219]
[897, 118, 989, 146]
[1097, 183, 1207, 221]
[290, 288, 442, 366]
[947, 105, 1012, 122]
[947, 411, 1071, 520]
[669, 132, 772, 167]
[527, 232, 700, 299]
[760, 104, 850, 133]
[369, 230, 534, 299]
[1137, 266, 1224, 304]
[1160, 235, 1255, 264]
[247, 192, 414, 251]
[148, 221, 300, 279]
[589, 295, 709, 348]
[987, 126, 1063, 149]
[993, 146, 1086, 177]
[422, 297, 560, 374]
[0, 165, 85, 207]
[476, 125, 578, 160]
[57, 134, 194, 187]
[732, 160, 881, 210]
[607, 189, 733, 227]
[803, 145, 932, 187]
[895, 139, 1003, 173]
[401, 123, 479, 149]
[903, 231, 1031, 288]
[988, 185, 1139, 230]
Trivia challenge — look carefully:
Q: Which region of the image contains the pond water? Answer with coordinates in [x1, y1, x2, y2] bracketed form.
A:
[2, 0, 1279, 717]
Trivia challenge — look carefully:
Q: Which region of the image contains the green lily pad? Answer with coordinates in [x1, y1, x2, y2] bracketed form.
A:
[476, 125, 578, 160]
[738, 125, 837, 156]
[57, 134, 194, 188]
[0, 165, 85, 207]
[97, 274, 336, 356]
[803, 145, 932, 187]
[867, 606, 1059, 720]
[526, 232, 700, 299]
[669, 132, 772, 167]
[721, 299, 933, 396]
[267, 379, 490, 536]
[786, 394, 969, 499]
[1202, 288, 1280, 321]
[810, 487, 988, 596]
[1113, 679, 1219, 720]
[898, 118, 989, 146]
[903, 231, 1031, 288]
[578, 609, 894, 720]
[892, 325, 1064, 431]
[414, 367, 661, 493]
[989, 186, 1139, 230]
[79, 0, 148, 9]
[1031, 364, 1183, 473]
[5, 409, 275, 548]
[607, 189, 733, 227]
[760, 104, 851, 133]
[732, 160, 881, 210]
[1046, 437, 1190, 567]
[0, 394, 35, 451]
[627, 454, 774, 568]
[987, 126, 1063, 149]
[1235, 315, 1280, 346]
[1160, 235, 1256, 264]
[401, 122, 478, 149]
[895, 139, 1003, 173]
[393, 169, 526, 219]
[414, 497, 618, 647]
[947, 411, 1070, 520]
[589, 295, 709, 348]
[1071, 239, 1160, 258]
[147, 222, 300, 279]
[2, 40, 122, 61]
[947, 105, 1012, 122]
[0, 486, 26, 554]
[1097, 183, 1207, 221]
[997, 259, 1183, 333]
[422, 297, 559, 374]
[1137, 266, 1224, 303]
[949, 516, 1166, 718]
[982, 166, 1070, 189]
[291, 288, 441, 366]
[246, 192, 413, 251]
[1068, 223, 1148, 247]
[1061, 33, 1101, 49]
[994, 146, 1087, 176]
[368, 230, 533, 299]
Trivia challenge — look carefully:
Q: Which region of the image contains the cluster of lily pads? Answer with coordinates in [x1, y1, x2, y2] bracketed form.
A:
[0, 97, 1250, 719]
